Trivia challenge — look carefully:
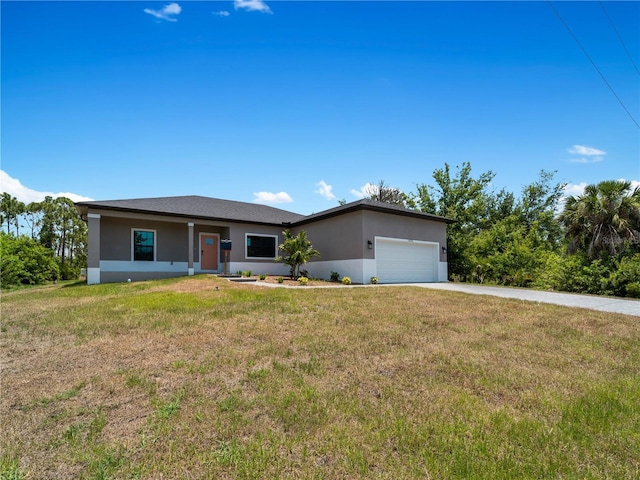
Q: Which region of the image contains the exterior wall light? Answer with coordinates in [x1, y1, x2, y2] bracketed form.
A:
[442, 247, 447, 254]
[367, 240, 373, 249]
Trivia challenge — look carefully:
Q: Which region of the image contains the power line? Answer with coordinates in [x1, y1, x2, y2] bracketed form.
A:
[599, 1, 640, 77]
[547, 1, 640, 130]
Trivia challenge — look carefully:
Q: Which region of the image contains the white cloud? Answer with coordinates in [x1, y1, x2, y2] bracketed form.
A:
[315, 180, 336, 200]
[562, 182, 588, 199]
[0, 170, 94, 204]
[350, 183, 376, 199]
[144, 2, 182, 22]
[213, 10, 230, 17]
[253, 191, 293, 205]
[568, 145, 606, 156]
[567, 144, 606, 164]
[234, 0, 272, 14]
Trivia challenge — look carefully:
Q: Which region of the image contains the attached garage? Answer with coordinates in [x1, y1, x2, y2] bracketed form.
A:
[375, 237, 439, 283]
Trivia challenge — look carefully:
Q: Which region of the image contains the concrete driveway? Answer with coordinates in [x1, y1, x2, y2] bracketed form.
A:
[250, 279, 639, 316]
[413, 283, 640, 317]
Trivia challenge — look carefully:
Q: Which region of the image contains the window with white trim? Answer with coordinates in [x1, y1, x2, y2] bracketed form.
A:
[132, 229, 156, 261]
[245, 234, 277, 259]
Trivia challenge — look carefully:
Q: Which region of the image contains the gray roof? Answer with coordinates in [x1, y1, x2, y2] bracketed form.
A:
[76, 195, 306, 225]
[76, 195, 453, 225]
[298, 198, 455, 224]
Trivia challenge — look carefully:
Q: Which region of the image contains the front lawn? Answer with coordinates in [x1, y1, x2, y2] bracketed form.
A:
[1, 275, 638, 479]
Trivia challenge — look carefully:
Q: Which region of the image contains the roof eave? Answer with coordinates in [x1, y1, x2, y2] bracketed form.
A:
[76, 203, 298, 227]
[292, 201, 455, 226]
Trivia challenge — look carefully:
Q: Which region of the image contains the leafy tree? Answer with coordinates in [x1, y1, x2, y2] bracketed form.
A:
[514, 170, 566, 249]
[3, 195, 88, 280]
[275, 229, 320, 279]
[0, 193, 25, 235]
[472, 188, 516, 232]
[414, 162, 495, 279]
[560, 180, 640, 258]
[364, 180, 412, 208]
[468, 214, 554, 286]
[414, 162, 495, 222]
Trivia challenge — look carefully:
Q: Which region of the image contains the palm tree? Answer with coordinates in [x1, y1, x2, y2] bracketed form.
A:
[276, 229, 320, 279]
[560, 180, 640, 258]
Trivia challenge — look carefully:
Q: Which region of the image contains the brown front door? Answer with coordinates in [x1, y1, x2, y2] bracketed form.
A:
[201, 234, 218, 270]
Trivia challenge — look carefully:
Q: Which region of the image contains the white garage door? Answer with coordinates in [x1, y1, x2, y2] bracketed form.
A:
[376, 238, 438, 283]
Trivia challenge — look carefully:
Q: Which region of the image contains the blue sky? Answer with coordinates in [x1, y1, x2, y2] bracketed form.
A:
[2, 0, 639, 214]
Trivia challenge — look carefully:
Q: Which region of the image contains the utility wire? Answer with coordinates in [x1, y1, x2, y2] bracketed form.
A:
[599, 1, 640, 77]
[547, 1, 640, 130]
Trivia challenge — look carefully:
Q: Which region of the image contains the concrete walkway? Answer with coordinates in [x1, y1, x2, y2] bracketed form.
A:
[412, 283, 640, 317]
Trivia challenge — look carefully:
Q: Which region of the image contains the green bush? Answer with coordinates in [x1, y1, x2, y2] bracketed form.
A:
[58, 259, 81, 281]
[533, 251, 640, 298]
[1, 233, 59, 287]
[259, 274, 267, 280]
[370, 276, 379, 284]
[298, 276, 309, 286]
[610, 254, 640, 298]
[341, 276, 352, 285]
[277, 277, 284, 284]
[330, 271, 340, 282]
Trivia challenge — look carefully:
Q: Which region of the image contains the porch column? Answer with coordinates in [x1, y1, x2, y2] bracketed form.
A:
[188, 223, 194, 276]
[87, 213, 101, 284]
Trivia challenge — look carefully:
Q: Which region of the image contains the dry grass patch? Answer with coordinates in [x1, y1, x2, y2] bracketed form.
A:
[1, 275, 639, 479]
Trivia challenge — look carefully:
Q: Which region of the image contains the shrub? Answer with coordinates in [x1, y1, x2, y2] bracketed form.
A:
[341, 276, 352, 285]
[259, 274, 266, 280]
[298, 276, 309, 286]
[243, 270, 252, 278]
[610, 254, 640, 298]
[330, 271, 340, 282]
[277, 277, 284, 284]
[1, 233, 60, 287]
[58, 260, 80, 281]
[370, 276, 378, 284]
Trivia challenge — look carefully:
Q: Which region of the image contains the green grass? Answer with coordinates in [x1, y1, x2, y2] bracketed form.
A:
[1, 275, 639, 479]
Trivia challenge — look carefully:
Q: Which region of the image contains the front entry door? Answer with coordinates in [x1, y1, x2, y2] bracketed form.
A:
[201, 234, 219, 271]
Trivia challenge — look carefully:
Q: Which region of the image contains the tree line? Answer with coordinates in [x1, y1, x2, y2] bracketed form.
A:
[366, 163, 640, 298]
[1, 194, 87, 287]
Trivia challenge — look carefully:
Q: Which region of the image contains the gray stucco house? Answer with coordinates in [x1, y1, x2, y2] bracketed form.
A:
[75, 196, 453, 285]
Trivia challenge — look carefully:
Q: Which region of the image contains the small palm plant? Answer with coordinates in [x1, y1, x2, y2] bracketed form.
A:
[275, 229, 320, 279]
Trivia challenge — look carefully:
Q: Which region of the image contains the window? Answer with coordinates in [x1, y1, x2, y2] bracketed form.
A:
[133, 229, 155, 261]
[246, 234, 277, 259]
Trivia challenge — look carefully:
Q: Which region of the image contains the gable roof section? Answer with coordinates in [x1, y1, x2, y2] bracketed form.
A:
[76, 195, 306, 225]
[76, 196, 453, 226]
[296, 198, 455, 225]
